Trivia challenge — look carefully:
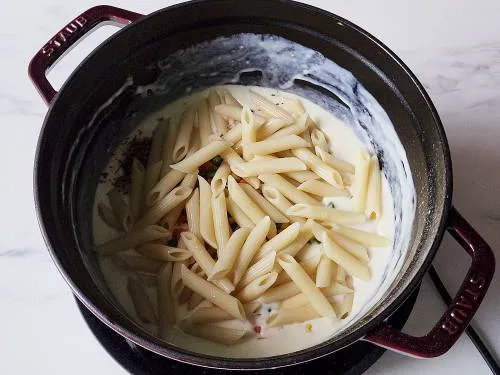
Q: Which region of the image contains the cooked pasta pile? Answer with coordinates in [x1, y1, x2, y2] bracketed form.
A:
[95, 86, 390, 346]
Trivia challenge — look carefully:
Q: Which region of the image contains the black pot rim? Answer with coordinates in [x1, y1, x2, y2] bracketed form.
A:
[34, 0, 452, 370]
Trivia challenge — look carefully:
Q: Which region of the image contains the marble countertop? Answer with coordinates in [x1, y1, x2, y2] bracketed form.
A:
[1, 0, 499, 374]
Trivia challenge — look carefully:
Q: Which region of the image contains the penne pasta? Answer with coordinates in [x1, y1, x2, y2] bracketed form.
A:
[322, 232, 371, 281]
[115, 253, 164, 274]
[172, 109, 196, 162]
[365, 155, 382, 220]
[315, 147, 355, 175]
[233, 157, 306, 177]
[236, 271, 278, 302]
[279, 94, 305, 116]
[180, 171, 199, 189]
[136, 244, 192, 262]
[307, 220, 369, 261]
[256, 118, 289, 140]
[241, 106, 257, 160]
[239, 183, 289, 224]
[143, 161, 164, 211]
[287, 203, 366, 225]
[334, 276, 354, 319]
[310, 128, 329, 151]
[259, 281, 301, 303]
[250, 90, 294, 123]
[268, 113, 309, 139]
[128, 277, 158, 324]
[171, 261, 185, 299]
[212, 192, 231, 254]
[208, 89, 228, 135]
[180, 265, 245, 321]
[297, 180, 350, 198]
[129, 159, 145, 221]
[284, 170, 321, 183]
[280, 282, 352, 309]
[179, 322, 247, 345]
[232, 216, 271, 286]
[277, 254, 335, 317]
[278, 225, 315, 258]
[185, 188, 201, 240]
[253, 222, 301, 261]
[184, 302, 260, 325]
[147, 169, 186, 207]
[292, 147, 344, 188]
[328, 223, 391, 247]
[107, 188, 133, 232]
[158, 263, 175, 337]
[226, 196, 254, 229]
[244, 135, 310, 157]
[209, 228, 250, 281]
[258, 173, 321, 206]
[223, 122, 242, 145]
[96, 225, 171, 256]
[261, 185, 297, 219]
[197, 99, 212, 147]
[237, 251, 276, 287]
[210, 162, 231, 196]
[352, 149, 371, 213]
[170, 139, 231, 173]
[161, 203, 183, 231]
[148, 119, 168, 167]
[315, 255, 333, 288]
[220, 148, 260, 189]
[160, 118, 178, 177]
[97, 201, 121, 231]
[180, 232, 234, 293]
[135, 186, 192, 229]
[267, 304, 320, 327]
[188, 293, 205, 311]
[215, 104, 266, 126]
[198, 176, 218, 249]
[227, 176, 266, 225]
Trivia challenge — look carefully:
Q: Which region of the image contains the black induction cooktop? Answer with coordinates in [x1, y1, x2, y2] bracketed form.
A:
[76, 286, 419, 375]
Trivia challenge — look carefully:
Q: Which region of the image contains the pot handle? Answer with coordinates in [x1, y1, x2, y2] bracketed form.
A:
[363, 206, 495, 357]
[28, 5, 144, 105]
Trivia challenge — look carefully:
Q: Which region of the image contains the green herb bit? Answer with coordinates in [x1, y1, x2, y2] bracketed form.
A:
[327, 202, 335, 208]
[211, 156, 223, 167]
[206, 169, 217, 178]
[167, 238, 178, 247]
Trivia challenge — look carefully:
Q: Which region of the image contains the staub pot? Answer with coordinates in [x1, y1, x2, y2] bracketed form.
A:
[29, 0, 494, 370]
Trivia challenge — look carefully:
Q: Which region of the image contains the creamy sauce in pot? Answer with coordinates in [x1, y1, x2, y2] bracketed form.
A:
[93, 85, 395, 357]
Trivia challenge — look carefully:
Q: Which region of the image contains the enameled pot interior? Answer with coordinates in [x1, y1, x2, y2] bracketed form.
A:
[35, 0, 451, 369]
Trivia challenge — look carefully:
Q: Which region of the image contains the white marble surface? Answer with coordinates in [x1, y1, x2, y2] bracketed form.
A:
[1, 0, 499, 374]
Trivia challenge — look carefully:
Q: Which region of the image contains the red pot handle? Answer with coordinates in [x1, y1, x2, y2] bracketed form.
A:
[28, 5, 144, 105]
[364, 206, 495, 357]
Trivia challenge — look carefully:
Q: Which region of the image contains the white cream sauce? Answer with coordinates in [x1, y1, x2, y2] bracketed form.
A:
[93, 85, 395, 357]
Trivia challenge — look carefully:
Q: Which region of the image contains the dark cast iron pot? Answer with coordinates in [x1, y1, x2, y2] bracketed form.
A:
[28, 0, 495, 370]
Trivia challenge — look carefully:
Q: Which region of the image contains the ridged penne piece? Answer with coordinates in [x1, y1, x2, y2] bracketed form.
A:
[287, 204, 366, 225]
[97, 201, 122, 231]
[107, 188, 133, 232]
[236, 271, 278, 302]
[253, 222, 301, 261]
[143, 160, 164, 210]
[277, 254, 335, 317]
[135, 186, 192, 229]
[322, 232, 371, 281]
[267, 113, 309, 139]
[136, 244, 192, 262]
[208, 89, 228, 135]
[212, 192, 231, 253]
[197, 99, 212, 147]
[178, 322, 247, 345]
[297, 180, 350, 198]
[96, 225, 171, 256]
[129, 158, 145, 221]
[249, 90, 294, 123]
[283, 170, 321, 183]
[210, 162, 231, 196]
[170, 139, 232, 174]
[239, 183, 289, 224]
[258, 173, 321, 206]
[158, 263, 175, 337]
[328, 223, 391, 247]
[315, 147, 355, 175]
[209, 228, 250, 281]
[365, 155, 382, 220]
[172, 108, 195, 162]
[148, 118, 169, 167]
[160, 118, 178, 177]
[233, 157, 306, 177]
[185, 188, 201, 240]
[352, 149, 371, 213]
[184, 301, 261, 325]
[215, 104, 266, 126]
[267, 304, 319, 327]
[280, 282, 353, 309]
[115, 253, 164, 274]
[127, 277, 157, 324]
[198, 176, 218, 249]
[226, 196, 254, 229]
[244, 135, 310, 157]
[147, 169, 186, 207]
[232, 216, 272, 286]
[256, 118, 289, 140]
[315, 255, 333, 288]
[238, 251, 276, 288]
[292, 147, 344, 188]
[180, 265, 245, 321]
[220, 148, 260, 189]
[180, 232, 234, 293]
